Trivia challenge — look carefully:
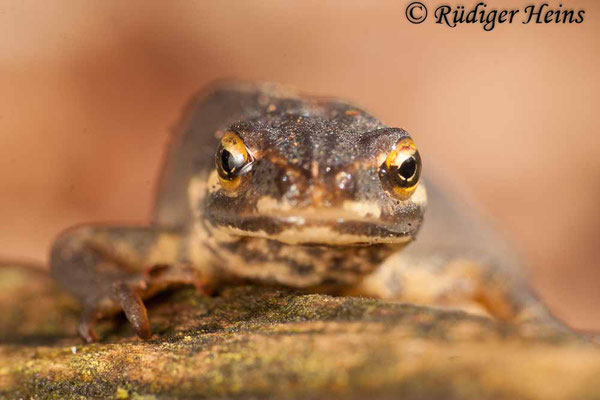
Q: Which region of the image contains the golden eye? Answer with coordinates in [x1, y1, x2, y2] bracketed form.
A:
[215, 131, 254, 191]
[379, 137, 422, 200]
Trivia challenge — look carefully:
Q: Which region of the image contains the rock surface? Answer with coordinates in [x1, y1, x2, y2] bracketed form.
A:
[1, 263, 600, 400]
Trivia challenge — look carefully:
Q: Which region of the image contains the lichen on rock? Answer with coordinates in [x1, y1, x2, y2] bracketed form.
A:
[1, 263, 600, 400]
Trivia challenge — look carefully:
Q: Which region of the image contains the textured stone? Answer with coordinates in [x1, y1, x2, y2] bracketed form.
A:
[1, 263, 599, 400]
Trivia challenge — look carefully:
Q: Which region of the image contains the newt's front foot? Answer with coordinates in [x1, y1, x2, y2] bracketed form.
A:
[50, 226, 204, 342]
[76, 280, 151, 343]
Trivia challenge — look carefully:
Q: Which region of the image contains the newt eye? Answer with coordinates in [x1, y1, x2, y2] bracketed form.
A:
[379, 138, 422, 200]
[215, 131, 254, 191]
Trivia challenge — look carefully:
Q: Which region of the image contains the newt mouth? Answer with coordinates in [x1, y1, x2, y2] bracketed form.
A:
[206, 214, 417, 246]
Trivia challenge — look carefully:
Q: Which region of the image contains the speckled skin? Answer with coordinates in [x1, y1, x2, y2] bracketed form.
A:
[50, 82, 564, 342]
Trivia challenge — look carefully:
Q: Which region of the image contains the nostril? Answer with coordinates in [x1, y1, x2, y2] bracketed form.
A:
[334, 170, 356, 197]
[335, 171, 353, 190]
[278, 171, 302, 199]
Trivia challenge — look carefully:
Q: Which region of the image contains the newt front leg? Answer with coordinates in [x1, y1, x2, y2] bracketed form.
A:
[50, 225, 208, 342]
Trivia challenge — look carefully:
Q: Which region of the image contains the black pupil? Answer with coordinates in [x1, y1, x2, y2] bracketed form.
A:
[398, 157, 416, 180]
[221, 149, 244, 176]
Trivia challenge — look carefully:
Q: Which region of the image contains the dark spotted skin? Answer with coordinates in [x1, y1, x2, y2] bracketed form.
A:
[50, 82, 567, 343]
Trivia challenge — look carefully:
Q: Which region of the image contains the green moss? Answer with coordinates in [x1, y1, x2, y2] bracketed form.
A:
[0, 267, 26, 289]
[1, 264, 600, 400]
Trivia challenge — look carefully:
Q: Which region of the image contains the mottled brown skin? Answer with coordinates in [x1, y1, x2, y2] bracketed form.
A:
[50, 82, 564, 343]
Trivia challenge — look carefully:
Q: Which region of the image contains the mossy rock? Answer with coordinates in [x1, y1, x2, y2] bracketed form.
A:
[1, 263, 599, 400]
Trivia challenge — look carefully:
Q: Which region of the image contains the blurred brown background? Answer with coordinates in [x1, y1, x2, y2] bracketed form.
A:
[1, 1, 598, 329]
